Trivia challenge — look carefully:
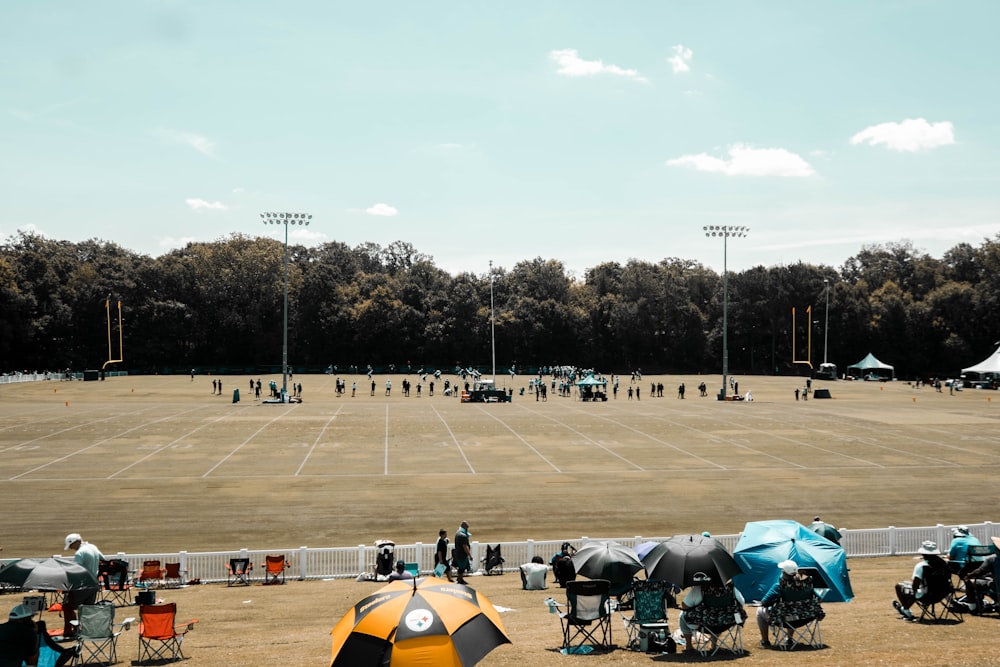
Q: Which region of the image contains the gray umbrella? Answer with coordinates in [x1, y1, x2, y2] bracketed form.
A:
[0, 557, 98, 591]
[570, 541, 643, 586]
[809, 522, 842, 544]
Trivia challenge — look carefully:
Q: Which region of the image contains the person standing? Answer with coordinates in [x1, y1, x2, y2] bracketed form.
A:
[62, 533, 103, 639]
[453, 521, 472, 585]
[435, 529, 453, 581]
[0, 604, 38, 667]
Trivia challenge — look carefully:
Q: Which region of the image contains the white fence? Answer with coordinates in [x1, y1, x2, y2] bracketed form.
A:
[8, 522, 994, 585]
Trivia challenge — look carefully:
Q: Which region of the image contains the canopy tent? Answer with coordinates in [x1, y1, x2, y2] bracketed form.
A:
[575, 373, 608, 401]
[846, 352, 894, 380]
[962, 346, 1000, 378]
[732, 520, 854, 603]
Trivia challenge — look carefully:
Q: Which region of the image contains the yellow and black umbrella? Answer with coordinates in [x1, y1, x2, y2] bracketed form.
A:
[331, 576, 511, 667]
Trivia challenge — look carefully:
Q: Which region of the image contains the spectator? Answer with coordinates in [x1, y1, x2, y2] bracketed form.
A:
[947, 526, 982, 577]
[62, 533, 103, 639]
[0, 604, 38, 667]
[453, 521, 472, 585]
[388, 560, 413, 581]
[893, 541, 946, 621]
[520, 556, 549, 590]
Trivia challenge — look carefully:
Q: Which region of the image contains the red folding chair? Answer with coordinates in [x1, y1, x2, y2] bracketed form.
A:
[262, 555, 290, 585]
[137, 602, 198, 663]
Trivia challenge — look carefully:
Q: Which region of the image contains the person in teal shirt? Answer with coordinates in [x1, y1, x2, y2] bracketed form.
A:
[947, 526, 982, 577]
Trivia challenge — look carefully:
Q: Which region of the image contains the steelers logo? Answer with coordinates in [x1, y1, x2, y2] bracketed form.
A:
[404, 608, 435, 632]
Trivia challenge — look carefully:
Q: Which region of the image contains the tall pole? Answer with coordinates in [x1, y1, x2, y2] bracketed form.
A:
[704, 225, 749, 400]
[261, 212, 312, 403]
[489, 260, 496, 384]
[823, 279, 830, 365]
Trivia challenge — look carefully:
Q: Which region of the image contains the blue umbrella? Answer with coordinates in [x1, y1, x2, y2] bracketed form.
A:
[733, 520, 854, 603]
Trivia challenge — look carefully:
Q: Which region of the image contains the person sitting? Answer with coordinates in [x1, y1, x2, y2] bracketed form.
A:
[388, 560, 413, 581]
[893, 541, 947, 621]
[947, 526, 982, 577]
[520, 556, 548, 590]
[678, 572, 746, 653]
[550, 543, 577, 588]
[962, 539, 999, 614]
[756, 559, 821, 647]
[0, 604, 39, 667]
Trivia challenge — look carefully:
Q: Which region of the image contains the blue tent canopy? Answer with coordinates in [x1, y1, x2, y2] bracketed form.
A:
[732, 520, 854, 603]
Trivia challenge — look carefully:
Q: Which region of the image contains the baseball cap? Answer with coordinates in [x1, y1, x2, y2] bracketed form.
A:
[64, 533, 82, 549]
[9, 604, 34, 620]
[778, 559, 799, 575]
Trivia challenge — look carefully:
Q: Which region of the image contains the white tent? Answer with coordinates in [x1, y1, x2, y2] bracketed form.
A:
[846, 352, 894, 380]
[962, 347, 1000, 377]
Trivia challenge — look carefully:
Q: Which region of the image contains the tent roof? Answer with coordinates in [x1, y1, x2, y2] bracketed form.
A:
[576, 374, 607, 387]
[846, 352, 893, 372]
[963, 347, 1000, 374]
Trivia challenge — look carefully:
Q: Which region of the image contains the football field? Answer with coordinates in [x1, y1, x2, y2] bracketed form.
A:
[2, 372, 997, 555]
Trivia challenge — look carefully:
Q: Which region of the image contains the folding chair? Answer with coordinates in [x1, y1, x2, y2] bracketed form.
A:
[262, 555, 290, 585]
[916, 561, 965, 623]
[768, 584, 825, 649]
[556, 579, 613, 653]
[98, 559, 132, 606]
[72, 600, 134, 666]
[619, 579, 670, 652]
[36, 619, 75, 667]
[162, 562, 186, 588]
[136, 560, 163, 589]
[226, 557, 253, 586]
[687, 584, 747, 656]
[136, 603, 198, 664]
[481, 544, 505, 575]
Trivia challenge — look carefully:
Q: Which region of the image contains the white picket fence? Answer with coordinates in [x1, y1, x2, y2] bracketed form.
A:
[8, 521, 992, 586]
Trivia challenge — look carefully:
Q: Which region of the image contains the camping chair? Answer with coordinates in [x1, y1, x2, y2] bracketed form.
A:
[226, 557, 253, 586]
[374, 540, 396, 580]
[687, 584, 747, 656]
[768, 584, 825, 649]
[916, 559, 965, 623]
[35, 619, 75, 667]
[71, 600, 134, 666]
[555, 579, 613, 653]
[136, 560, 163, 589]
[98, 558, 132, 606]
[262, 555, 290, 585]
[481, 544, 505, 575]
[619, 579, 670, 652]
[136, 602, 198, 664]
[162, 562, 186, 588]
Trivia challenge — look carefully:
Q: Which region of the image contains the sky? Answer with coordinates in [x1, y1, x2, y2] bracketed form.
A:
[3, 1, 999, 277]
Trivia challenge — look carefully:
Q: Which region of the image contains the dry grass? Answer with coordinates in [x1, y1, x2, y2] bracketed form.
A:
[2, 372, 998, 666]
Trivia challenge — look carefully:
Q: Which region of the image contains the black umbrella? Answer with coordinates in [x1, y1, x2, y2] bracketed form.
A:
[642, 535, 742, 588]
[0, 557, 98, 591]
[809, 522, 842, 544]
[570, 541, 643, 586]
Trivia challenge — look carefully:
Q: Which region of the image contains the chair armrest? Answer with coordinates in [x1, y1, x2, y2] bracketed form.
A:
[177, 619, 199, 634]
[119, 617, 135, 631]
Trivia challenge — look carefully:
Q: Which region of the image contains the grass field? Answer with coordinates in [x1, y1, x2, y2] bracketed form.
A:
[2, 372, 998, 665]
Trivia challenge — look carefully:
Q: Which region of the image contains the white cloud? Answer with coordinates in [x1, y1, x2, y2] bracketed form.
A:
[549, 49, 647, 83]
[668, 45, 693, 73]
[365, 203, 399, 216]
[155, 128, 218, 157]
[185, 198, 228, 211]
[667, 144, 816, 177]
[850, 118, 955, 152]
[158, 235, 198, 250]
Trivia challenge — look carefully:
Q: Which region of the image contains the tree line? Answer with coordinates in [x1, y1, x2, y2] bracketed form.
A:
[2, 231, 998, 379]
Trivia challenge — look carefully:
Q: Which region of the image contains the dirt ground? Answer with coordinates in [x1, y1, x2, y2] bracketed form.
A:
[2, 372, 998, 665]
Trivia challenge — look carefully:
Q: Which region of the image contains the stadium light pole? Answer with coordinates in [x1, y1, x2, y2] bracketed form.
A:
[261, 211, 312, 402]
[704, 225, 749, 400]
[489, 260, 497, 384]
[823, 279, 830, 365]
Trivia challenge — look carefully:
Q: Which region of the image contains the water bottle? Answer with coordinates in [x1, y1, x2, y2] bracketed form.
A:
[545, 597, 557, 614]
